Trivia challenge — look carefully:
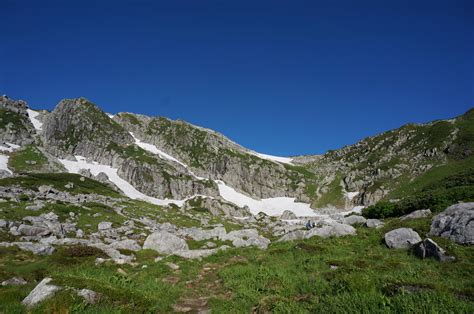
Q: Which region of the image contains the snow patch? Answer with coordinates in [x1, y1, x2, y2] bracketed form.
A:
[345, 191, 359, 200]
[0, 154, 12, 174]
[249, 152, 294, 165]
[107, 113, 114, 118]
[0, 142, 21, 153]
[59, 156, 194, 206]
[216, 180, 317, 216]
[26, 109, 43, 131]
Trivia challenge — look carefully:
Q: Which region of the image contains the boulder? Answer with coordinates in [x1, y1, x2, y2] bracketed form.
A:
[400, 209, 432, 221]
[384, 228, 422, 249]
[277, 230, 307, 242]
[280, 210, 297, 220]
[143, 231, 188, 254]
[0, 219, 8, 228]
[2, 277, 27, 286]
[305, 222, 356, 239]
[343, 215, 367, 226]
[18, 224, 50, 237]
[22, 278, 62, 308]
[77, 288, 102, 304]
[109, 239, 141, 252]
[221, 229, 271, 249]
[413, 238, 455, 262]
[179, 227, 226, 241]
[98, 221, 113, 231]
[429, 202, 474, 244]
[366, 219, 384, 228]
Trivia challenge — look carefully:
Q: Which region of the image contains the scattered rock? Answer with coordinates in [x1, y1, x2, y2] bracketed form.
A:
[384, 228, 422, 249]
[429, 202, 474, 244]
[277, 230, 306, 242]
[365, 219, 384, 228]
[280, 210, 297, 220]
[2, 276, 27, 286]
[77, 288, 102, 304]
[98, 221, 112, 231]
[143, 231, 189, 254]
[343, 215, 367, 226]
[400, 209, 432, 221]
[109, 239, 141, 252]
[64, 182, 74, 189]
[166, 262, 180, 270]
[305, 222, 356, 239]
[21, 278, 62, 308]
[413, 238, 455, 262]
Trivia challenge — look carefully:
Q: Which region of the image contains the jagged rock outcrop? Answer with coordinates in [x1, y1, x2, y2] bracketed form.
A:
[0, 95, 36, 145]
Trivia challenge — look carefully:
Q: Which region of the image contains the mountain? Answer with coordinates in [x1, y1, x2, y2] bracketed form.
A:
[1, 95, 473, 215]
[0, 95, 473, 312]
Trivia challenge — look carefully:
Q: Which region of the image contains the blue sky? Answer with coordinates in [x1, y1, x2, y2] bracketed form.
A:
[1, 0, 473, 156]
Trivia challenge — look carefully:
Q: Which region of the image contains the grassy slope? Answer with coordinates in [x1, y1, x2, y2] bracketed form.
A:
[0, 173, 121, 198]
[8, 145, 49, 173]
[0, 217, 472, 313]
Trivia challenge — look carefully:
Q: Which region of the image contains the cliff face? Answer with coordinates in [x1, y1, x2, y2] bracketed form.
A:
[1, 95, 472, 209]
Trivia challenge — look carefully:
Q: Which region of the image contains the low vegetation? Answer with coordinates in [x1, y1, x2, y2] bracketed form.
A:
[0, 217, 472, 312]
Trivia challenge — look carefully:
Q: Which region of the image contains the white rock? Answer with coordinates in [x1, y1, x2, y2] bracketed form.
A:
[21, 278, 62, 308]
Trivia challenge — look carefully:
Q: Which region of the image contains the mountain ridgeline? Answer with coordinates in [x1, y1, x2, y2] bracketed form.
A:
[1, 95, 473, 211]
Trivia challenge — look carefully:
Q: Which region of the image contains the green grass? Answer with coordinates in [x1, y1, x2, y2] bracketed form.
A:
[0, 173, 122, 198]
[0, 108, 25, 131]
[8, 145, 49, 173]
[0, 216, 472, 313]
[312, 174, 345, 208]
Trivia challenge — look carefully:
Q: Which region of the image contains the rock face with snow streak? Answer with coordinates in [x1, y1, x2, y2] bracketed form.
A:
[429, 203, 474, 244]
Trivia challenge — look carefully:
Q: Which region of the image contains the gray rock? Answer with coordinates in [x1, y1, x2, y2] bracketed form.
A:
[221, 229, 271, 249]
[280, 210, 297, 220]
[166, 262, 180, 270]
[143, 231, 188, 254]
[366, 219, 384, 228]
[0, 219, 7, 228]
[21, 278, 62, 308]
[173, 249, 219, 259]
[384, 228, 422, 249]
[178, 227, 226, 241]
[64, 182, 74, 189]
[305, 222, 356, 239]
[429, 202, 474, 244]
[18, 224, 50, 237]
[277, 230, 307, 242]
[2, 276, 27, 286]
[343, 215, 367, 226]
[98, 221, 113, 231]
[109, 239, 141, 252]
[0, 242, 55, 255]
[400, 209, 432, 221]
[77, 288, 102, 304]
[413, 238, 455, 262]
[26, 203, 45, 211]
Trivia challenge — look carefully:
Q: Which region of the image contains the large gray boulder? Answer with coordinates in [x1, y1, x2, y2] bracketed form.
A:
[343, 215, 367, 226]
[365, 219, 384, 228]
[22, 278, 62, 308]
[143, 231, 189, 254]
[384, 228, 422, 249]
[277, 230, 307, 242]
[305, 222, 356, 239]
[429, 203, 474, 244]
[109, 239, 141, 252]
[400, 209, 432, 221]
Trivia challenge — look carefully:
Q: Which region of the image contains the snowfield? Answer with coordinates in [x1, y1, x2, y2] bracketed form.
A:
[59, 156, 190, 206]
[27, 109, 43, 131]
[0, 154, 12, 174]
[249, 152, 294, 165]
[0, 142, 21, 153]
[216, 180, 317, 216]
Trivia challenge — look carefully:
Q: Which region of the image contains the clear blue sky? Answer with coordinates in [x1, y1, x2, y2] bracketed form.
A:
[1, 0, 473, 156]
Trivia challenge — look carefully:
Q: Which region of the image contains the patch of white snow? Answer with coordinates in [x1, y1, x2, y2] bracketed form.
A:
[26, 109, 43, 131]
[59, 156, 192, 206]
[249, 152, 294, 165]
[0, 154, 12, 174]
